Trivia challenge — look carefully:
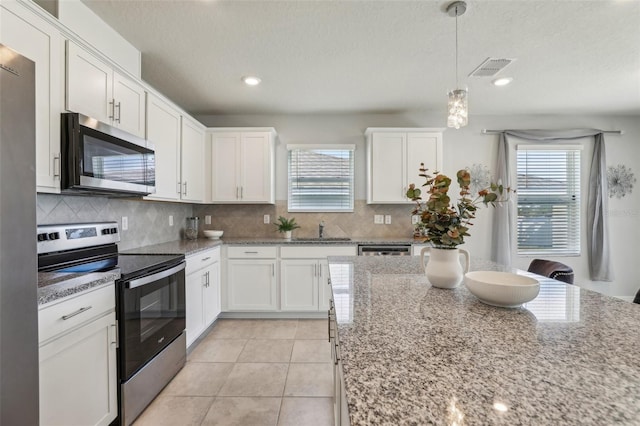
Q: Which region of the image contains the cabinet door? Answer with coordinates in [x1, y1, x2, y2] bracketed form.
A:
[280, 260, 318, 311]
[66, 40, 113, 124]
[146, 94, 181, 200]
[211, 133, 240, 202]
[1, 4, 63, 192]
[406, 132, 442, 189]
[186, 269, 206, 347]
[318, 260, 332, 311]
[227, 260, 277, 311]
[240, 132, 273, 203]
[39, 313, 117, 426]
[112, 71, 146, 138]
[180, 118, 205, 202]
[203, 261, 221, 325]
[369, 132, 406, 203]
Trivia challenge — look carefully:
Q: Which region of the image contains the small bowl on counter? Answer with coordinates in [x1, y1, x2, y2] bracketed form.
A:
[464, 271, 540, 308]
[203, 230, 224, 240]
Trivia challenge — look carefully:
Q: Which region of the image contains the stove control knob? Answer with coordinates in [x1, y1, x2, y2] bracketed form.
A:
[37, 233, 48, 241]
[48, 232, 60, 240]
[101, 229, 109, 235]
[111, 227, 118, 234]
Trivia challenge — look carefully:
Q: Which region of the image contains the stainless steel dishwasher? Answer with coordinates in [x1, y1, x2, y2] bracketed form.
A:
[357, 244, 412, 256]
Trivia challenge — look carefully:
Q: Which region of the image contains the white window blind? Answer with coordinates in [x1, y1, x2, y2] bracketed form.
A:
[288, 145, 355, 212]
[516, 146, 581, 255]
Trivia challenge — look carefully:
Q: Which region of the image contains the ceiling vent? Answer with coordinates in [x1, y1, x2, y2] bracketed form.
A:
[469, 58, 515, 77]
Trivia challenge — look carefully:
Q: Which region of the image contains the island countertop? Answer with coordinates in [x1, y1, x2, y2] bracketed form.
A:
[328, 256, 640, 425]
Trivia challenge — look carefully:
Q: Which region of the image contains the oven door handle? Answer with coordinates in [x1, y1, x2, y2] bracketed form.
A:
[126, 261, 186, 289]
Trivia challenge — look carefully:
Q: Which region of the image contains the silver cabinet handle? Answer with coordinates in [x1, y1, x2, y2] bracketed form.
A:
[183, 182, 188, 196]
[206, 271, 210, 287]
[53, 154, 61, 179]
[115, 101, 121, 123]
[236, 187, 240, 199]
[61, 305, 92, 320]
[244, 251, 258, 254]
[108, 99, 115, 120]
[240, 186, 243, 199]
[177, 181, 182, 195]
[111, 322, 118, 347]
[202, 257, 212, 262]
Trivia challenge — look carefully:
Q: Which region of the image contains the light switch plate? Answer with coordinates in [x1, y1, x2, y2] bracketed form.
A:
[205, 215, 211, 225]
[385, 215, 392, 224]
[374, 215, 384, 224]
[264, 214, 270, 224]
[122, 216, 128, 230]
[169, 215, 173, 226]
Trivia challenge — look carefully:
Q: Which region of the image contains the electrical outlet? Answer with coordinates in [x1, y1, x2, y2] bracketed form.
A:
[169, 215, 173, 226]
[385, 215, 392, 224]
[374, 215, 384, 224]
[205, 215, 211, 225]
[412, 215, 420, 225]
[122, 216, 128, 231]
[264, 214, 270, 224]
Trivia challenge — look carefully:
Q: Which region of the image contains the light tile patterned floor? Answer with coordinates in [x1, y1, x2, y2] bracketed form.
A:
[133, 319, 334, 426]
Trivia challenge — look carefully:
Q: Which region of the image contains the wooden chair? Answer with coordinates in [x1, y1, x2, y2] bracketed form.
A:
[527, 259, 574, 284]
[633, 288, 640, 304]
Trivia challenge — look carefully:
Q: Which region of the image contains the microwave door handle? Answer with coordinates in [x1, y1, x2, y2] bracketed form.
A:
[126, 262, 186, 289]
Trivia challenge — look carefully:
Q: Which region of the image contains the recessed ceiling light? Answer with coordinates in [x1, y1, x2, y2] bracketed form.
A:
[492, 77, 513, 86]
[242, 76, 261, 86]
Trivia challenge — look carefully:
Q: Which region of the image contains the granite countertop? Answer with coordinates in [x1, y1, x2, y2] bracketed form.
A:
[218, 236, 421, 245]
[38, 270, 120, 306]
[328, 256, 640, 425]
[120, 238, 223, 256]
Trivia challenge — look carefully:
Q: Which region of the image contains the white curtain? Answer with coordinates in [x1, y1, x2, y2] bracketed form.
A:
[491, 129, 612, 281]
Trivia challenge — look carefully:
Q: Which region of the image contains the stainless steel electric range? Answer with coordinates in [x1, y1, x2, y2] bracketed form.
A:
[37, 221, 186, 425]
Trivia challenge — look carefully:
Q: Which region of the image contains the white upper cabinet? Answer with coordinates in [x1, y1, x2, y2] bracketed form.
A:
[1, 2, 64, 193]
[180, 117, 205, 203]
[366, 128, 443, 204]
[66, 40, 146, 138]
[209, 129, 276, 204]
[146, 94, 205, 203]
[146, 94, 181, 201]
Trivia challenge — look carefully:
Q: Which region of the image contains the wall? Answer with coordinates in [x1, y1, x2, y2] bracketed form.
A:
[197, 112, 640, 299]
[36, 194, 193, 251]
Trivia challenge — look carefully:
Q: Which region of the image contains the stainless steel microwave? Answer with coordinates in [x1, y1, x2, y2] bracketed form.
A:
[61, 112, 155, 196]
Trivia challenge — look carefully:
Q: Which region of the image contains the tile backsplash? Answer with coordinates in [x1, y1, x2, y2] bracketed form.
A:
[193, 200, 415, 239]
[36, 194, 193, 250]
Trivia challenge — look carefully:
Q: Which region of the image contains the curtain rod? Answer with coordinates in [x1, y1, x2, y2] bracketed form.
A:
[481, 129, 624, 135]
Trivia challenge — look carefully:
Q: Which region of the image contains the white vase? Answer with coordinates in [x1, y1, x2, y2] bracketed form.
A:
[420, 247, 470, 289]
[284, 230, 292, 240]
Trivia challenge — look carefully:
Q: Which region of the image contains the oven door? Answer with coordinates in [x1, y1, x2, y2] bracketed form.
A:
[118, 261, 186, 380]
[61, 112, 156, 196]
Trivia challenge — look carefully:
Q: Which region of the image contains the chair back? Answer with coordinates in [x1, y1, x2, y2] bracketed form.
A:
[527, 259, 574, 284]
[634, 288, 640, 304]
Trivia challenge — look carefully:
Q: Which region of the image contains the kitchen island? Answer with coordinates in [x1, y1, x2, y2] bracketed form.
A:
[328, 256, 640, 425]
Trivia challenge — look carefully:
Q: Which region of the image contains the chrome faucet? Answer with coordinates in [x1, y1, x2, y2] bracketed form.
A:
[319, 221, 325, 239]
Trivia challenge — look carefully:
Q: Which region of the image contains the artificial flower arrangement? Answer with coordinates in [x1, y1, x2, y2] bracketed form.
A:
[406, 163, 512, 248]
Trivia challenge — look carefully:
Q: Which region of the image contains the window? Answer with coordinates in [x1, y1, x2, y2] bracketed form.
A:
[287, 145, 355, 212]
[516, 145, 581, 255]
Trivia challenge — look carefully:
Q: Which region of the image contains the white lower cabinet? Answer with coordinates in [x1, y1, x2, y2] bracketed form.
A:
[38, 283, 117, 426]
[185, 247, 221, 347]
[280, 246, 356, 312]
[227, 260, 278, 311]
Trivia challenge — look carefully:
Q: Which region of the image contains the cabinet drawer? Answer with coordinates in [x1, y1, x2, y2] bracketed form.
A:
[280, 245, 357, 259]
[227, 246, 277, 259]
[186, 247, 220, 275]
[39, 283, 115, 344]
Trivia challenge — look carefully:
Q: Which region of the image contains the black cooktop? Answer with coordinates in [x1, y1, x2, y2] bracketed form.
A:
[117, 253, 185, 281]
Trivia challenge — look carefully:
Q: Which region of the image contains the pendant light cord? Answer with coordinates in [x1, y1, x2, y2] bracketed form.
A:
[455, 5, 459, 88]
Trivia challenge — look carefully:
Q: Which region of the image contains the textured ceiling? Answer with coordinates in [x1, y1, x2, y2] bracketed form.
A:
[82, 0, 640, 116]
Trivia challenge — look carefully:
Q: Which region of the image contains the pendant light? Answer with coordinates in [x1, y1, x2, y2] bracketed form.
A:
[446, 1, 468, 129]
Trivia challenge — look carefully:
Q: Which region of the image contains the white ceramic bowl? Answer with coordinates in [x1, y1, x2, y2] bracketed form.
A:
[203, 230, 224, 239]
[464, 271, 540, 308]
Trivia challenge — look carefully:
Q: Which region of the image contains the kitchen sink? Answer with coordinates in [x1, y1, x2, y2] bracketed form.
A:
[293, 237, 352, 242]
